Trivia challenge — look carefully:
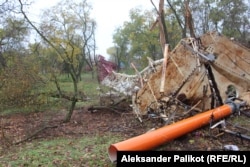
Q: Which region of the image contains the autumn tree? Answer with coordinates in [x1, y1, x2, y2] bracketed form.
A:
[112, 8, 162, 70]
[0, 0, 29, 69]
[0, 18, 28, 68]
[210, 0, 249, 43]
[112, 0, 250, 70]
[112, 27, 129, 71]
[39, 0, 96, 122]
[165, 0, 249, 43]
[106, 46, 119, 69]
[0, 1, 46, 109]
[19, 0, 96, 122]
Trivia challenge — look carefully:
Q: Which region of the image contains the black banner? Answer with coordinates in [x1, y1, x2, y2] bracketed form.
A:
[117, 151, 249, 167]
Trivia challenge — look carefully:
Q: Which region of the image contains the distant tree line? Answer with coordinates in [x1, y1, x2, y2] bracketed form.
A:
[109, 0, 250, 71]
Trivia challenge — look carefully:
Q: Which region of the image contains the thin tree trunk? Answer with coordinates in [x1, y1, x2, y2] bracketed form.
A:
[64, 70, 78, 123]
[64, 99, 77, 123]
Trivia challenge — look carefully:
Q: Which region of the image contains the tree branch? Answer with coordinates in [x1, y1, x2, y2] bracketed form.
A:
[18, 0, 61, 57]
[14, 125, 58, 145]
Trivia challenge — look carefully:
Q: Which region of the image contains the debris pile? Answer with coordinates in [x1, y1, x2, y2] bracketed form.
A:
[101, 31, 250, 123]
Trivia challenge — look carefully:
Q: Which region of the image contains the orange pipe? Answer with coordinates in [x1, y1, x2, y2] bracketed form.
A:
[108, 104, 234, 162]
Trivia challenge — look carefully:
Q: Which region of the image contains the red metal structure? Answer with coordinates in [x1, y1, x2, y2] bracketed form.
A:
[97, 55, 117, 82]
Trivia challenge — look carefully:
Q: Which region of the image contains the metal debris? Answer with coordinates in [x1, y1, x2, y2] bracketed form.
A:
[101, 32, 250, 123]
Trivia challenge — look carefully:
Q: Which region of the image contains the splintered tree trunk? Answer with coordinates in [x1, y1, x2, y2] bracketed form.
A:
[158, 0, 169, 52]
[185, 0, 196, 38]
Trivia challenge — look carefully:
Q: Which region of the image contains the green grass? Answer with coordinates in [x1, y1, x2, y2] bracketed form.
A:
[0, 72, 109, 115]
[0, 133, 122, 167]
[0, 72, 125, 166]
[50, 72, 109, 107]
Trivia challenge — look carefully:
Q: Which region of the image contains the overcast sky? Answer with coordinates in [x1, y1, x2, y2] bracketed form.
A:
[29, 0, 153, 59]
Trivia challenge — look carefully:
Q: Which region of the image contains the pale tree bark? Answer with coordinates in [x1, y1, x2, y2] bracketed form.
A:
[150, 0, 169, 52]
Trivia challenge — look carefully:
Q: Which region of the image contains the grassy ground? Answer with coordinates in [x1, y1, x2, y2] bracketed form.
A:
[1, 72, 250, 167]
[0, 72, 119, 167]
[0, 72, 106, 116]
[0, 134, 122, 167]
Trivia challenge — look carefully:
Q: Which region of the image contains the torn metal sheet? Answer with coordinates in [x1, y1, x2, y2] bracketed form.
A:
[101, 31, 250, 121]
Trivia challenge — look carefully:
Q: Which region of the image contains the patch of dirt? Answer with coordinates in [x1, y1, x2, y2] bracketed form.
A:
[1, 107, 250, 154]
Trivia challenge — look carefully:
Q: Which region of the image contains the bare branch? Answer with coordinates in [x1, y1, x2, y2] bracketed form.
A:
[150, 0, 160, 15]
[18, 0, 61, 57]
